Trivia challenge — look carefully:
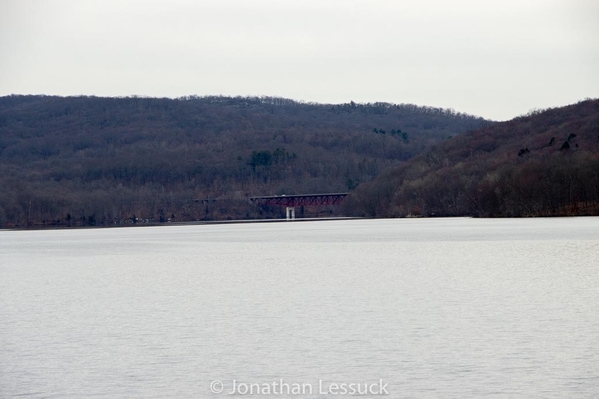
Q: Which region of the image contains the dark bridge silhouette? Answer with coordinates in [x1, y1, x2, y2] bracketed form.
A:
[250, 193, 348, 207]
[249, 193, 348, 220]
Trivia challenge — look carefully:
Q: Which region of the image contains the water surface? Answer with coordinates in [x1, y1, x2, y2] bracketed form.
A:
[1, 218, 598, 398]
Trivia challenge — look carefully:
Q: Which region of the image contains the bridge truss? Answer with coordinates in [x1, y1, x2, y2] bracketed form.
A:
[249, 193, 348, 220]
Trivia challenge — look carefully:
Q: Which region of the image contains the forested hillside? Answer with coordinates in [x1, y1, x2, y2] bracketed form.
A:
[344, 99, 599, 217]
[0, 95, 488, 227]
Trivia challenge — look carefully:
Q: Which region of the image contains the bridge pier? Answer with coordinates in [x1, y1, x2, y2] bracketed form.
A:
[285, 207, 295, 221]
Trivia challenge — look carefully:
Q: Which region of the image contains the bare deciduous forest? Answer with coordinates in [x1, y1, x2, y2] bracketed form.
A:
[0, 95, 488, 227]
[344, 99, 599, 217]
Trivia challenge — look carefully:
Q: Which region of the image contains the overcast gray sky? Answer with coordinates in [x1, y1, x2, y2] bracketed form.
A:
[1, 0, 597, 120]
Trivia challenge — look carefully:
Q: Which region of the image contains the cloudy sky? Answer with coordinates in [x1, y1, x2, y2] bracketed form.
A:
[1, 0, 597, 120]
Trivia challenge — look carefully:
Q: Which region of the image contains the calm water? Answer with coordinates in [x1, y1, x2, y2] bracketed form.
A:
[1, 218, 598, 398]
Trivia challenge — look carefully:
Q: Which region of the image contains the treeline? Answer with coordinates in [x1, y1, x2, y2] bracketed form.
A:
[0, 95, 488, 227]
[344, 99, 599, 217]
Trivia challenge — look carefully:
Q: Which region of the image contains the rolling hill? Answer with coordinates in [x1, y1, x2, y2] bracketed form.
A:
[344, 99, 599, 217]
[0, 95, 488, 227]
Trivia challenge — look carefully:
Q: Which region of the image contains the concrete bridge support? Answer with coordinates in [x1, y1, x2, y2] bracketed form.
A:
[285, 207, 295, 221]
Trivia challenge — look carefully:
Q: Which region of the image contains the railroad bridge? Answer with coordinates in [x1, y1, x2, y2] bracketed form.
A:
[249, 193, 348, 220]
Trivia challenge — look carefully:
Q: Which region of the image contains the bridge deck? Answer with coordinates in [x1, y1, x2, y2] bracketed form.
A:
[249, 193, 348, 207]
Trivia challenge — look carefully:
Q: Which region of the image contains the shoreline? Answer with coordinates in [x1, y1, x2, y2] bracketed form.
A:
[4, 214, 599, 232]
[1, 216, 367, 231]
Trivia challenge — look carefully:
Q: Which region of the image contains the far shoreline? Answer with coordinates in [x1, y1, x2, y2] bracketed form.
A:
[1, 216, 366, 231]
[3, 214, 598, 232]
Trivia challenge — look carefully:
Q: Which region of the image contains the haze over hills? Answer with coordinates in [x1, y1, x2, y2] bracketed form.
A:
[0, 95, 489, 227]
[344, 99, 599, 217]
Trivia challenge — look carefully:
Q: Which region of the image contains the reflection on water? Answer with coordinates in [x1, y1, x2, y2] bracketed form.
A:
[1, 218, 598, 398]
